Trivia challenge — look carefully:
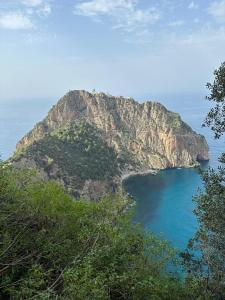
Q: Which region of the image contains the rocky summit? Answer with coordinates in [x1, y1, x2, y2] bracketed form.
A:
[12, 90, 209, 199]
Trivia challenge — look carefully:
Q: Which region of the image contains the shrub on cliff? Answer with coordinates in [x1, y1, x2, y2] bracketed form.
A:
[19, 121, 120, 183]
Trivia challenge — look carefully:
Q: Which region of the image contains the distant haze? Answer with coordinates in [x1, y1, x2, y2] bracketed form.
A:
[1, 0, 225, 100]
[0, 93, 216, 161]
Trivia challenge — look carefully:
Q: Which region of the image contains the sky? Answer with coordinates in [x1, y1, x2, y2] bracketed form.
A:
[1, 0, 225, 101]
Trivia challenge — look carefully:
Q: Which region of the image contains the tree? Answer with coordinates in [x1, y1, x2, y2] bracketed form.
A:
[184, 62, 225, 299]
[0, 163, 195, 299]
[204, 62, 225, 139]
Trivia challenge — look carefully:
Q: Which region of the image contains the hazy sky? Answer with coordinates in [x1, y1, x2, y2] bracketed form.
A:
[1, 0, 225, 100]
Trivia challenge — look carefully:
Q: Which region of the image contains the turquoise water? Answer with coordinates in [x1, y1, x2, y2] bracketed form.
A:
[0, 94, 224, 250]
[123, 94, 224, 251]
[124, 167, 205, 250]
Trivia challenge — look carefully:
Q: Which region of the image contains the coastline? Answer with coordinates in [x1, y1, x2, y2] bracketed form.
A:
[121, 169, 158, 182]
[120, 161, 208, 184]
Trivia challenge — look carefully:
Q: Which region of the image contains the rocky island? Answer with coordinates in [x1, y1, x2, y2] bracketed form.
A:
[12, 90, 209, 199]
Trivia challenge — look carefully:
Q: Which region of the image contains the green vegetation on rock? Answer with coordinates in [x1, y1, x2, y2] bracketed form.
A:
[13, 121, 121, 197]
[15, 91, 209, 174]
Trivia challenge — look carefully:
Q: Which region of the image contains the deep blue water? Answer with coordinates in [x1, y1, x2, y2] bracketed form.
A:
[0, 94, 224, 251]
[124, 94, 224, 251]
[124, 167, 206, 250]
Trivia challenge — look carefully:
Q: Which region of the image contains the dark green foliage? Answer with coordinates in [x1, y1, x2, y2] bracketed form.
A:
[204, 62, 225, 139]
[15, 121, 120, 181]
[0, 163, 197, 299]
[183, 166, 225, 299]
[184, 62, 225, 299]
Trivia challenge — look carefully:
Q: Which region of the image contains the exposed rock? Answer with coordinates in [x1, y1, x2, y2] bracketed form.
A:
[13, 90, 209, 199]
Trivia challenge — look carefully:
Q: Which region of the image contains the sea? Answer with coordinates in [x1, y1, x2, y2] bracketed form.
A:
[0, 94, 224, 251]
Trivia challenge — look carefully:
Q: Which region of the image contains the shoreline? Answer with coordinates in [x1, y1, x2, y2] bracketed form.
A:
[120, 160, 209, 183]
[121, 169, 158, 182]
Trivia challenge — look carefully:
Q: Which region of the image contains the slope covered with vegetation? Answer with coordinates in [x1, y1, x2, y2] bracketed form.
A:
[13, 121, 121, 198]
[3, 62, 225, 300]
[0, 163, 201, 300]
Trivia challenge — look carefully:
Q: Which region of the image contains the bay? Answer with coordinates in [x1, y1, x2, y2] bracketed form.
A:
[124, 94, 224, 250]
[0, 94, 224, 250]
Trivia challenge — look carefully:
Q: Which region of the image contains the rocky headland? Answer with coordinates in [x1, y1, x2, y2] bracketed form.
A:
[12, 90, 209, 199]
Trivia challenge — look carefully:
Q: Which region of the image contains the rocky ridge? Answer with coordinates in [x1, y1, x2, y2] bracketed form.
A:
[13, 90, 209, 199]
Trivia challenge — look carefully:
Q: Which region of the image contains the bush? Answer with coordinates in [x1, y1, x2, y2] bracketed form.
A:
[0, 163, 197, 299]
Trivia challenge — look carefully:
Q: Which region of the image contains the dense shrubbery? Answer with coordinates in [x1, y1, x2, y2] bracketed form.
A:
[182, 62, 225, 300]
[0, 163, 200, 299]
[20, 121, 120, 181]
[52, 121, 100, 146]
[6, 61, 225, 298]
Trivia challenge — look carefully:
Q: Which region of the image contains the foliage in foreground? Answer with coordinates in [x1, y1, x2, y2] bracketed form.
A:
[0, 163, 199, 300]
[183, 62, 225, 300]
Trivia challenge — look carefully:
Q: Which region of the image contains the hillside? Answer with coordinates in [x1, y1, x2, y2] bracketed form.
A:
[12, 90, 209, 198]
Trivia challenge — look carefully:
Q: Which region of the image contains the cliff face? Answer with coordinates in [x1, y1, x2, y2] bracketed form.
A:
[13, 90, 209, 198]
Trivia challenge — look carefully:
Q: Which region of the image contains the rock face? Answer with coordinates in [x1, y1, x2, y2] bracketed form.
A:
[13, 90, 209, 199]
